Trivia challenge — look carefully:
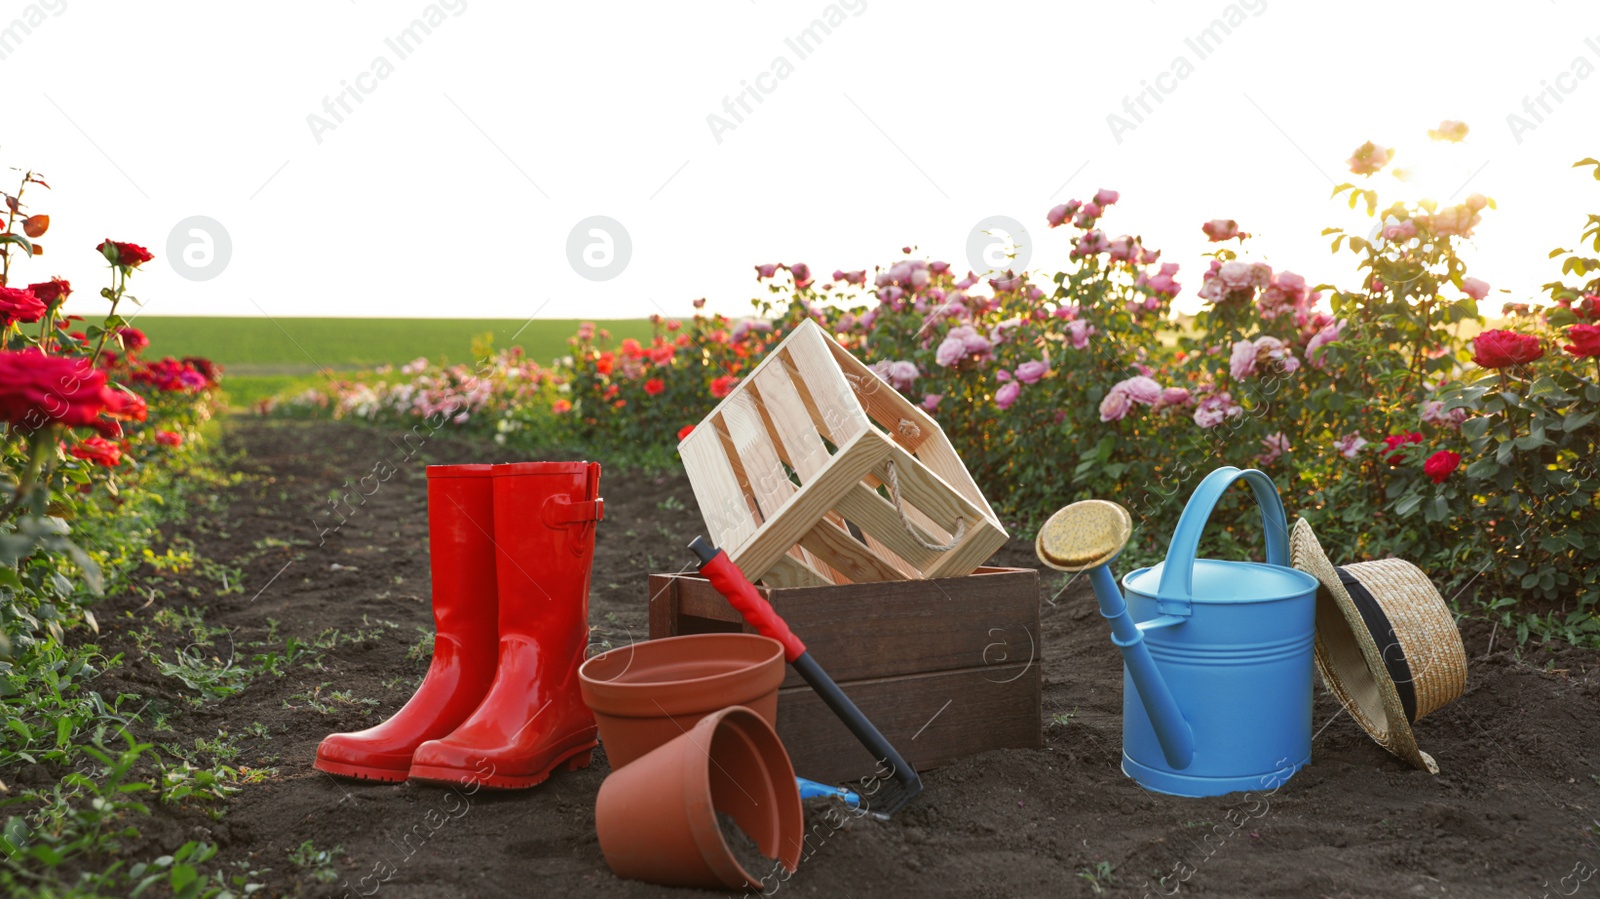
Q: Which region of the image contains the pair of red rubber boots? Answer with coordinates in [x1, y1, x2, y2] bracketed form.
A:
[314, 461, 603, 789]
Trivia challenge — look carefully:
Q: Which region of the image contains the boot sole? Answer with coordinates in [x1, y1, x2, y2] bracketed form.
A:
[314, 756, 411, 783]
[406, 743, 596, 790]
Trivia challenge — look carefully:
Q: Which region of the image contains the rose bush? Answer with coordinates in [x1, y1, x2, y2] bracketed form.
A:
[281, 134, 1599, 646]
[1, 167, 222, 656]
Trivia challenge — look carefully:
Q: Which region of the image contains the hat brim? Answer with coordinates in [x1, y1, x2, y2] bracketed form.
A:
[1290, 518, 1438, 773]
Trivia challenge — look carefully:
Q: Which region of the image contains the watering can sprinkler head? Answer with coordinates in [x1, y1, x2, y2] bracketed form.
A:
[1035, 500, 1133, 572]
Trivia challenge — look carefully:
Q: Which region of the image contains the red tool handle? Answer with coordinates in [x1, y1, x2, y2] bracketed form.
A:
[692, 538, 807, 663]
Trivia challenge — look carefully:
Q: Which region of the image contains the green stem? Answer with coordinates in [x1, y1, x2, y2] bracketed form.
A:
[0, 428, 54, 522]
[87, 267, 123, 368]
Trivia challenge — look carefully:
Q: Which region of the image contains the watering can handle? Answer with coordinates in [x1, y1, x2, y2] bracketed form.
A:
[1154, 467, 1290, 616]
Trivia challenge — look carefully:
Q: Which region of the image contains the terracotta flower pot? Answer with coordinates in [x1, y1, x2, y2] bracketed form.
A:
[595, 705, 803, 890]
[579, 633, 785, 770]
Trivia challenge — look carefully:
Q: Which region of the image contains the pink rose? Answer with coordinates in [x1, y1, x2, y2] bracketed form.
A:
[1257, 432, 1290, 466]
[1347, 141, 1393, 176]
[1108, 235, 1139, 262]
[1460, 277, 1490, 301]
[1015, 358, 1050, 384]
[1333, 432, 1368, 459]
[935, 336, 967, 367]
[1381, 219, 1417, 241]
[1159, 386, 1191, 408]
[921, 393, 942, 411]
[1047, 204, 1071, 228]
[995, 381, 1021, 411]
[1115, 375, 1162, 406]
[1201, 219, 1245, 242]
[755, 263, 779, 279]
[1421, 399, 1468, 428]
[1193, 392, 1242, 429]
[1307, 319, 1347, 367]
[1073, 230, 1111, 258]
[1093, 188, 1119, 207]
[1099, 387, 1133, 422]
[1229, 340, 1258, 380]
[1066, 319, 1094, 349]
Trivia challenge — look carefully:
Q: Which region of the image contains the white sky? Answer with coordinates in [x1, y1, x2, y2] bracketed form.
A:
[10, 0, 1599, 322]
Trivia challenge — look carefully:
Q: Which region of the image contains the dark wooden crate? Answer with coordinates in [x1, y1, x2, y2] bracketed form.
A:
[647, 566, 1042, 783]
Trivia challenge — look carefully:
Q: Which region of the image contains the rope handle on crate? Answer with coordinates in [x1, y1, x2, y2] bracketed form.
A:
[883, 459, 966, 552]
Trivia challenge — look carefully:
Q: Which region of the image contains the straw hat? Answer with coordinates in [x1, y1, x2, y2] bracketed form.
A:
[1289, 518, 1467, 773]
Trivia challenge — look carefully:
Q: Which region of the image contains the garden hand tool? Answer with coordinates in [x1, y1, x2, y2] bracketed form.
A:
[1037, 467, 1318, 798]
[409, 461, 603, 789]
[689, 536, 922, 820]
[796, 776, 862, 810]
[314, 464, 500, 783]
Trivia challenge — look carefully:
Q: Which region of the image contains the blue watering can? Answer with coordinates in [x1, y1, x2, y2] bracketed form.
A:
[1036, 467, 1320, 797]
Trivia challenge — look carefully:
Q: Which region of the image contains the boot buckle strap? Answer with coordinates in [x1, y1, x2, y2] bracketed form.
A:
[543, 495, 604, 527]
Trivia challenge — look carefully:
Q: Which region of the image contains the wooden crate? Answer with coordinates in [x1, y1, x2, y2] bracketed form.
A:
[647, 567, 1042, 784]
[677, 318, 1008, 588]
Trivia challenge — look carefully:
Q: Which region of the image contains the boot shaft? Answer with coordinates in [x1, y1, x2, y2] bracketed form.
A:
[425, 464, 499, 647]
[490, 462, 603, 642]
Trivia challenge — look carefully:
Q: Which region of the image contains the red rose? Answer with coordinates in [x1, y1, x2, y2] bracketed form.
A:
[594, 352, 615, 376]
[677, 424, 695, 441]
[181, 356, 220, 384]
[552, 399, 572, 414]
[643, 378, 665, 396]
[710, 375, 740, 399]
[97, 240, 154, 268]
[0, 286, 45, 325]
[0, 350, 134, 431]
[117, 326, 149, 353]
[1564, 323, 1600, 359]
[155, 430, 183, 447]
[71, 436, 123, 467]
[26, 278, 70, 305]
[1382, 431, 1424, 465]
[1423, 450, 1461, 484]
[1471, 329, 1543, 368]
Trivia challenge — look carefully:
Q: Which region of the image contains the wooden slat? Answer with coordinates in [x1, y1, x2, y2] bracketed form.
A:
[780, 323, 869, 444]
[719, 393, 837, 585]
[750, 365, 831, 481]
[796, 519, 907, 584]
[871, 443, 985, 537]
[657, 567, 1040, 686]
[678, 421, 757, 550]
[915, 436, 1002, 526]
[775, 664, 1043, 783]
[646, 574, 679, 638]
[833, 484, 941, 573]
[924, 519, 1009, 579]
[821, 334, 938, 453]
[727, 431, 891, 585]
[762, 553, 833, 588]
[721, 392, 794, 518]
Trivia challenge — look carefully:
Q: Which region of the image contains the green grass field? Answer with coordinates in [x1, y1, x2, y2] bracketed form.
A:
[134, 317, 654, 407]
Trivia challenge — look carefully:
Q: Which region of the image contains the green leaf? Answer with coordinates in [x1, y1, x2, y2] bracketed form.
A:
[1564, 408, 1595, 432]
[1395, 494, 1422, 517]
[1528, 376, 1576, 403]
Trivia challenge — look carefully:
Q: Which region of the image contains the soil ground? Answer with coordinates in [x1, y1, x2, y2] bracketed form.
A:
[96, 419, 1600, 897]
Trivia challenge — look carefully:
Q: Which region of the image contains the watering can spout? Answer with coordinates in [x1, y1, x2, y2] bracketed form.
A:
[1087, 565, 1196, 770]
[1037, 500, 1195, 771]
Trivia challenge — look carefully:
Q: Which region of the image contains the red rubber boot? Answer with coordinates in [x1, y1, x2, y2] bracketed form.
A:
[408, 461, 603, 789]
[314, 465, 500, 782]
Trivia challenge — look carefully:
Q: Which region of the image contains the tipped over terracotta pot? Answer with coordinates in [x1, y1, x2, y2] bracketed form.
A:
[578, 633, 785, 770]
[595, 705, 803, 890]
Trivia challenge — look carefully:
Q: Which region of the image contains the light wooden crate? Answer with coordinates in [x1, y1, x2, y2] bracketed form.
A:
[677, 319, 1008, 587]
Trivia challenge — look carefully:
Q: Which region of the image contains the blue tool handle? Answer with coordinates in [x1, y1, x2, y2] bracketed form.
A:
[1154, 467, 1290, 615]
[1091, 565, 1195, 769]
[796, 777, 862, 808]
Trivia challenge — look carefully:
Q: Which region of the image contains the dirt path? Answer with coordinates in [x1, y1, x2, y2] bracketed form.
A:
[109, 419, 1600, 897]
